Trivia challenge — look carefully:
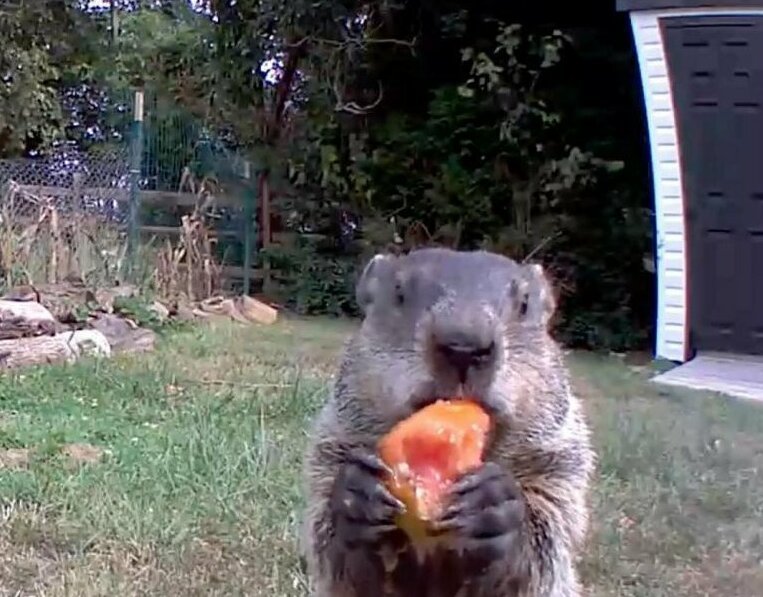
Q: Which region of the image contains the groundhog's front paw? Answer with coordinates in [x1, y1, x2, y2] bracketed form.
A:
[329, 450, 406, 550]
[434, 462, 527, 572]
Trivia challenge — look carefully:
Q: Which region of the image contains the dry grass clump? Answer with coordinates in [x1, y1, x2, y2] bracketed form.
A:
[152, 211, 221, 303]
[0, 181, 126, 289]
[152, 175, 224, 303]
[0, 171, 228, 302]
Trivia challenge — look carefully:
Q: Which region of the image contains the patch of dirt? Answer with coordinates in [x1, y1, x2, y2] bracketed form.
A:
[0, 447, 31, 470]
[60, 443, 104, 467]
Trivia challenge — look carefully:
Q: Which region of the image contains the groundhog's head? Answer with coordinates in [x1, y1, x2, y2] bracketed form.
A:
[350, 247, 556, 428]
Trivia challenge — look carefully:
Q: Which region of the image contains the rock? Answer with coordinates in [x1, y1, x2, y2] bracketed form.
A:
[88, 313, 156, 355]
[175, 303, 199, 321]
[196, 295, 278, 325]
[2, 285, 40, 302]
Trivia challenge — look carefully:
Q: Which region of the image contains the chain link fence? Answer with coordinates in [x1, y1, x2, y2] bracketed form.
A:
[0, 145, 132, 288]
[0, 87, 259, 297]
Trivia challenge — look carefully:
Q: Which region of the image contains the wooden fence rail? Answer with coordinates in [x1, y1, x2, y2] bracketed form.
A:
[11, 184, 241, 209]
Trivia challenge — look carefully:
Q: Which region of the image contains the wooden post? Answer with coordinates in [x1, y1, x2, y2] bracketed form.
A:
[242, 161, 257, 296]
[261, 173, 272, 294]
[48, 199, 59, 284]
[126, 89, 144, 278]
[110, 0, 119, 44]
[69, 172, 83, 277]
[71, 172, 83, 205]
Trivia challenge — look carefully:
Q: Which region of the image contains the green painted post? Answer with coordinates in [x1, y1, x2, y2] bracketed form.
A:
[127, 89, 144, 277]
[242, 160, 258, 296]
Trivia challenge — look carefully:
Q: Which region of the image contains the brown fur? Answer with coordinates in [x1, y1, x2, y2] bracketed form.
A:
[300, 248, 595, 596]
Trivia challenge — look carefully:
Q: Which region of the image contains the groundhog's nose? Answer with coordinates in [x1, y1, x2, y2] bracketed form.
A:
[437, 340, 496, 382]
[434, 333, 496, 384]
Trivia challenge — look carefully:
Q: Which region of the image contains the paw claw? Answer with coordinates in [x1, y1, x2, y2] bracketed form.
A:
[350, 450, 394, 476]
[433, 462, 526, 564]
[439, 501, 465, 522]
[374, 483, 405, 512]
[331, 449, 405, 550]
[430, 517, 463, 534]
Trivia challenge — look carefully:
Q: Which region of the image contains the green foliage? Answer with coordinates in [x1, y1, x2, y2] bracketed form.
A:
[0, 1, 86, 156]
[109, 8, 201, 86]
[549, 178, 655, 352]
[279, 19, 651, 351]
[112, 295, 169, 332]
[260, 241, 359, 317]
[0, 45, 62, 157]
[288, 21, 621, 255]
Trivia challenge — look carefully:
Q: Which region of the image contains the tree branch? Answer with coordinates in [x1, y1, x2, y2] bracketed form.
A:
[285, 36, 415, 51]
[333, 79, 384, 115]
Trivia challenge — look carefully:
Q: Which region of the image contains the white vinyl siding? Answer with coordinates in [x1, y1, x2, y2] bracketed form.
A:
[630, 11, 688, 361]
[627, 5, 763, 362]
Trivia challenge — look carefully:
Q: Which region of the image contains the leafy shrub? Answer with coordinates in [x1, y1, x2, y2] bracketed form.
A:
[260, 241, 360, 317]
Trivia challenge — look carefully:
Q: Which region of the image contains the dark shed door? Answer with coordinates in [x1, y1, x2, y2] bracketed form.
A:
[662, 15, 763, 355]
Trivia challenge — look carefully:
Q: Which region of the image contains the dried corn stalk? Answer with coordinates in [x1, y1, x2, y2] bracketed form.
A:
[152, 176, 222, 302]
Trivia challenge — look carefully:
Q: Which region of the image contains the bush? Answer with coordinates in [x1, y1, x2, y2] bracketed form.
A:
[259, 240, 361, 317]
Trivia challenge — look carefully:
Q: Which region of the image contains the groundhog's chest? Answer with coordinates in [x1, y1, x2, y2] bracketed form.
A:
[371, 546, 514, 597]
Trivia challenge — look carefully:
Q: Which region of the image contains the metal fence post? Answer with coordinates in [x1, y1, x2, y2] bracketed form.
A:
[242, 160, 258, 296]
[127, 88, 144, 277]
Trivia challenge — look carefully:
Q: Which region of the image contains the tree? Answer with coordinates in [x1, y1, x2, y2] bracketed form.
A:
[0, 1, 90, 157]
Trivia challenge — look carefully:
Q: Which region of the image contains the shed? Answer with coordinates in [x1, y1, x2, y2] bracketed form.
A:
[618, 0, 763, 362]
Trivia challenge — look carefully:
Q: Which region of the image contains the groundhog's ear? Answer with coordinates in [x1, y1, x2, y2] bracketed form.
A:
[510, 262, 556, 327]
[356, 253, 393, 313]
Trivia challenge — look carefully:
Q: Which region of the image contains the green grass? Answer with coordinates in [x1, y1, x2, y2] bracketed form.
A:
[0, 318, 762, 596]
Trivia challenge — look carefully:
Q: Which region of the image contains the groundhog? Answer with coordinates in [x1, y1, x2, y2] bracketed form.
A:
[300, 247, 595, 597]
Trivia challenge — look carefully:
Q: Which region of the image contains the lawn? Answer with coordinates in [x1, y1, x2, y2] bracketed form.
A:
[0, 317, 761, 596]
